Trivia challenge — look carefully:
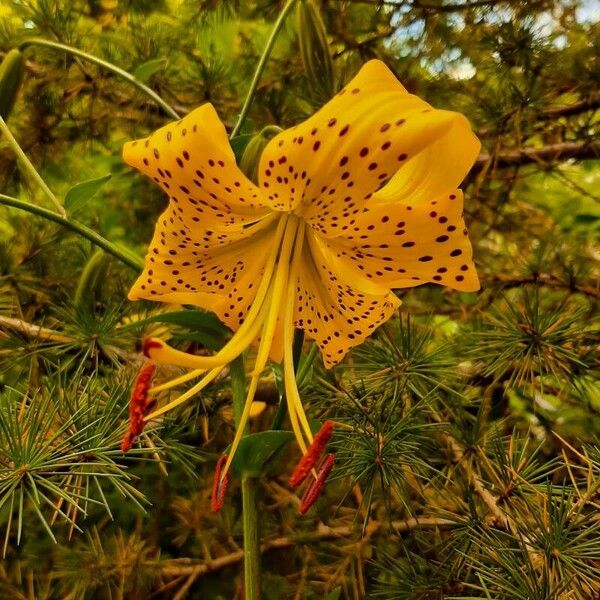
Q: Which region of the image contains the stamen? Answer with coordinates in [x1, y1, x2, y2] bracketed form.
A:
[219, 217, 301, 480]
[121, 362, 156, 452]
[210, 454, 230, 512]
[289, 421, 334, 488]
[298, 453, 336, 515]
[143, 366, 224, 421]
[283, 224, 314, 445]
[150, 368, 205, 393]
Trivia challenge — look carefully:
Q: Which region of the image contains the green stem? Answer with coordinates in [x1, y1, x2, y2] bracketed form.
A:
[0, 194, 143, 271]
[0, 116, 65, 216]
[229, 355, 261, 599]
[19, 38, 179, 120]
[229, 0, 297, 138]
[296, 341, 319, 385]
[241, 477, 261, 600]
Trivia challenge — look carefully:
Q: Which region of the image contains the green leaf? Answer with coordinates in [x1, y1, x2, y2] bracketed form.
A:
[230, 134, 253, 162]
[64, 174, 112, 214]
[133, 58, 167, 82]
[121, 309, 229, 350]
[229, 430, 294, 477]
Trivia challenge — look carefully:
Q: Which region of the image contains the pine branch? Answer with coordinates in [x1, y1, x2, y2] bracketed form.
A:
[441, 432, 511, 528]
[536, 92, 600, 120]
[157, 517, 456, 579]
[482, 274, 599, 299]
[473, 140, 600, 170]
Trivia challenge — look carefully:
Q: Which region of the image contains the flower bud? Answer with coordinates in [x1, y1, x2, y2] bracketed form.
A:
[296, 0, 334, 100]
[0, 49, 25, 121]
[239, 125, 282, 184]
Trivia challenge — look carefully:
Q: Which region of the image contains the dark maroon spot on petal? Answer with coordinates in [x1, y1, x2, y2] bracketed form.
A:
[450, 249, 463, 257]
[419, 256, 433, 262]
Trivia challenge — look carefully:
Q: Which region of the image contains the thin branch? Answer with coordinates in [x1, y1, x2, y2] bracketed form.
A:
[482, 274, 599, 299]
[19, 38, 179, 120]
[539, 92, 600, 120]
[473, 140, 600, 170]
[0, 194, 144, 271]
[441, 432, 510, 528]
[0, 316, 74, 344]
[157, 517, 456, 579]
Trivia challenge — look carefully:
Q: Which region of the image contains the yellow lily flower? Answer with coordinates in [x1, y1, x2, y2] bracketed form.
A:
[122, 60, 480, 481]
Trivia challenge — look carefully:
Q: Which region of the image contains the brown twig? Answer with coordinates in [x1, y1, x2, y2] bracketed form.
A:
[441, 432, 510, 528]
[473, 140, 600, 170]
[482, 274, 599, 299]
[157, 517, 456, 580]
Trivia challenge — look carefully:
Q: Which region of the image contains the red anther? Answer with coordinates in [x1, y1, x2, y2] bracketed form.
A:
[289, 421, 335, 488]
[143, 338, 163, 358]
[299, 453, 335, 515]
[210, 454, 231, 513]
[120, 362, 156, 452]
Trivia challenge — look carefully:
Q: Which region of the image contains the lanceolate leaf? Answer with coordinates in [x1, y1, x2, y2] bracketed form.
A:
[229, 430, 294, 477]
[64, 174, 112, 214]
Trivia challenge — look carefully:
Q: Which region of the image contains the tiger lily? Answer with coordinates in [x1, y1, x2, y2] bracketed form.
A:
[122, 60, 480, 482]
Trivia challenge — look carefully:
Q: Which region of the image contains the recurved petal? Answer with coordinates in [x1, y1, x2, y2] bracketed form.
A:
[294, 232, 400, 368]
[123, 103, 269, 232]
[372, 111, 480, 205]
[128, 207, 279, 333]
[322, 189, 479, 292]
[257, 60, 475, 238]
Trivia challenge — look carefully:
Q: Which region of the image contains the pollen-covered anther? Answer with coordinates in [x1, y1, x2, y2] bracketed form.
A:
[143, 337, 164, 358]
[120, 362, 157, 452]
[289, 420, 335, 488]
[298, 453, 336, 515]
[211, 454, 231, 512]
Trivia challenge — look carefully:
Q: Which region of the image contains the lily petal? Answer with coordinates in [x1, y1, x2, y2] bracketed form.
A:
[257, 60, 468, 238]
[322, 189, 479, 292]
[124, 104, 268, 225]
[124, 104, 279, 330]
[294, 230, 400, 368]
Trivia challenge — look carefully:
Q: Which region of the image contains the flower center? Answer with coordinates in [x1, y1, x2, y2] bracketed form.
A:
[141, 211, 314, 480]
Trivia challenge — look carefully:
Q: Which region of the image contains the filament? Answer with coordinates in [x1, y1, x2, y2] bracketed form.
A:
[150, 368, 205, 393]
[144, 366, 224, 421]
[220, 217, 301, 480]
